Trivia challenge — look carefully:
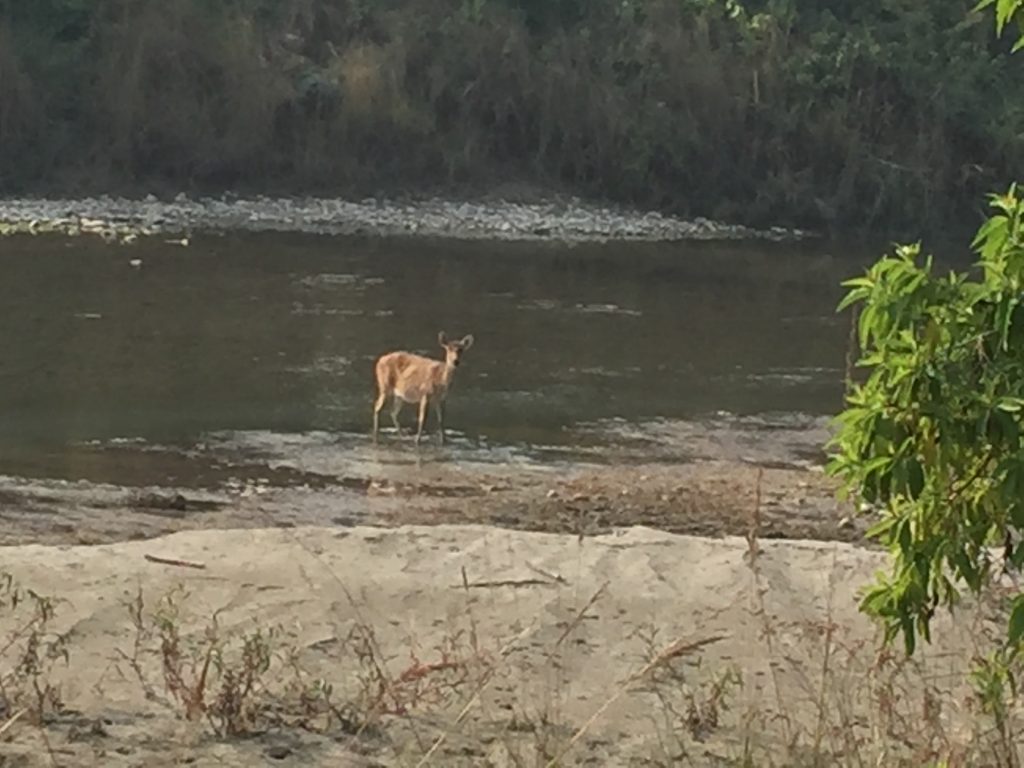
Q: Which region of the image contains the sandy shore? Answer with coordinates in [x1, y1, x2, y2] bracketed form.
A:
[0, 524, 1008, 766]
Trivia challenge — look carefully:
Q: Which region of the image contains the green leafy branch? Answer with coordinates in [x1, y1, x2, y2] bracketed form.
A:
[975, 0, 1024, 50]
[830, 187, 1024, 656]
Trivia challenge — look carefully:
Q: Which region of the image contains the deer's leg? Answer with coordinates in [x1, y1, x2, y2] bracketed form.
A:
[390, 397, 404, 434]
[415, 396, 428, 445]
[436, 401, 445, 445]
[372, 390, 387, 442]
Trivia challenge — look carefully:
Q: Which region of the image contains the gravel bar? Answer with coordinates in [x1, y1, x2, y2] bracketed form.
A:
[0, 194, 811, 242]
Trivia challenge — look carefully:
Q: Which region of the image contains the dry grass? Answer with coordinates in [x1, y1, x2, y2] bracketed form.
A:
[0, 572, 69, 766]
[0, 573, 68, 726]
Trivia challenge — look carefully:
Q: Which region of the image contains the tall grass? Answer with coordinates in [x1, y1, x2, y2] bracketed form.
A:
[1, 0, 1022, 234]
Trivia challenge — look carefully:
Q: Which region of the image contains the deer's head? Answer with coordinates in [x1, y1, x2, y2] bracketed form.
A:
[438, 331, 474, 368]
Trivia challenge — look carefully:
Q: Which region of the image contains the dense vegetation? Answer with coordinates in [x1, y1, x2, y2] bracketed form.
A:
[0, 0, 1022, 234]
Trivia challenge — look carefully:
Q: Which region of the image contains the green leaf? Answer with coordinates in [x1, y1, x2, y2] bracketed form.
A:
[992, 409, 1021, 447]
[1008, 596, 1024, 646]
[866, 515, 898, 540]
[1009, 304, 1024, 346]
[841, 276, 875, 290]
[900, 613, 917, 655]
[859, 304, 877, 349]
[953, 549, 981, 590]
[837, 287, 870, 313]
[995, 298, 1017, 349]
[1010, 499, 1024, 529]
[896, 518, 913, 554]
[906, 459, 925, 498]
[995, 0, 1020, 34]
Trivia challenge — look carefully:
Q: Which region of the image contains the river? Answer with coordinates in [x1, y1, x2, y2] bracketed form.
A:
[0, 230, 917, 543]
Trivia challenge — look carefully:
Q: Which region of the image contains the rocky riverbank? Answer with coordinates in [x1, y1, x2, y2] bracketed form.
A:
[0, 195, 811, 243]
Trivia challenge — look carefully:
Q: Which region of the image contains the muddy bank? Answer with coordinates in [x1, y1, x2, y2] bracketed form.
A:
[0, 195, 810, 243]
[0, 454, 860, 549]
[0, 413, 857, 547]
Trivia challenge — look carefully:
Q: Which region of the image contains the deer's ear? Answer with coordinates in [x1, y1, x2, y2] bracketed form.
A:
[438, 331, 448, 346]
[460, 334, 474, 349]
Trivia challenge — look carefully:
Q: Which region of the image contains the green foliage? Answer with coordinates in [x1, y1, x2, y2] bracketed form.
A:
[0, 0, 1022, 232]
[976, 0, 1024, 50]
[830, 188, 1024, 654]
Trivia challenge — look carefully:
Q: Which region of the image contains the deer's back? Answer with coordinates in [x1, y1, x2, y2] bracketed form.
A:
[376, 352, 446, 402]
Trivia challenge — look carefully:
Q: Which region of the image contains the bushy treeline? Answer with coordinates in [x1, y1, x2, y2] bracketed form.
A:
[0, 0, 1021, 233]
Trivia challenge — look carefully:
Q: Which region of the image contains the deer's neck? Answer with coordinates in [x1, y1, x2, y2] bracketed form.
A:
[441, 361, 458, 389]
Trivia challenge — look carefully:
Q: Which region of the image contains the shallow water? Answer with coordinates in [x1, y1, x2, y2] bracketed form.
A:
[0, 232, 893, 483]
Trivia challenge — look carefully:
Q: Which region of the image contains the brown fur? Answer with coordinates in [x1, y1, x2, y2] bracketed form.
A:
[372, 331, 474, 445]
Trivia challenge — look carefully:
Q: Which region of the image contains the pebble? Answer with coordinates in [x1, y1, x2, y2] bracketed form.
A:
[265, 745, 292, 760]
[0, 195, 811, 243]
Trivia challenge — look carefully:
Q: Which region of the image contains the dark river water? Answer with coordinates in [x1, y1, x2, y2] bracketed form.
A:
[0, 231, 905, 482]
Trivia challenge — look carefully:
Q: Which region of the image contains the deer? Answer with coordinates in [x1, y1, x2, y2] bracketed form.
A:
[372, 331, 475, 445]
